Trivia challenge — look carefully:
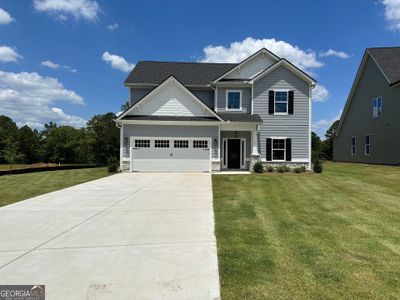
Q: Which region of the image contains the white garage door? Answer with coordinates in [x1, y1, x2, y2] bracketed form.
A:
[131, 138, 211, 172]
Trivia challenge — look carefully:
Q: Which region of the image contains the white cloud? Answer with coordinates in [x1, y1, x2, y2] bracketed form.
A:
[41, 60, 77, 73]
[102, 51, 135, 72]
[0, 8, 14, 25]
[200, 37, 323, 72]
[0, 70, 86, 128]
[33, 0, 100, 21]
[382, 0, 400, 31]
[312, 85, 330, 102]
[319, 49, 350, 59]
[107, 23, 118, 30]
[312, 111, 342, 138]
[0, 46, 22, 63]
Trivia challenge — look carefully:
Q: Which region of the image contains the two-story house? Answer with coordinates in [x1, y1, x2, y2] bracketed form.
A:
[115, 48, 316, 172]
[334, 47, 400, 165]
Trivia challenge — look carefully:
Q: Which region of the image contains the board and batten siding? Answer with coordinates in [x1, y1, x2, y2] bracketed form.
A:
[131, 81, 213, 117]
[253, 65, 310, 161]
[216, 87, 251, 113]
[333, 56, 400, 164]
[225, 53, 276, 79]
[123, 124, 219, 159]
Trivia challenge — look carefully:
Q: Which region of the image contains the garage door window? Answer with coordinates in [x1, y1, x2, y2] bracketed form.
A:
[135, 139, 150, 148]
[193, 140, 208, 149]
[155, 140, 170, 148]
[174, 140, 189, 148]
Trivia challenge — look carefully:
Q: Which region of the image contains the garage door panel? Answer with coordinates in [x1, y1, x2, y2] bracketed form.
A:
[131, 138, 210, 173]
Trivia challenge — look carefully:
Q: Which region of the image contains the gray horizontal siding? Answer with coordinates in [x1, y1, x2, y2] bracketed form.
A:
[333, 56, 400, 164]
[253, 65, 310, 161]
[216, 87, 251, 113]
[123, 124, 219, 159]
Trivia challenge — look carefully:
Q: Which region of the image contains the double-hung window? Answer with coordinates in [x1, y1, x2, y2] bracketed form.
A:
[272, 139, 286, 161]
[365, 134, 370, 155]
[351, 136, 356, 155]
[275, 91, 288, 113]
[226, 90, 241, 110]
[373, 97, 382, 117]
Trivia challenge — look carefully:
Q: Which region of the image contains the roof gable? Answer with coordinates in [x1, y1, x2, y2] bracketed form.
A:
[117, 76, 223, 121]
[213, 48, 280, 83]
[368, 47, 400, 85]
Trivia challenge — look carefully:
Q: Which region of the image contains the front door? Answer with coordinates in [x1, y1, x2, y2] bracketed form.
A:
[227, 139, 241, 169]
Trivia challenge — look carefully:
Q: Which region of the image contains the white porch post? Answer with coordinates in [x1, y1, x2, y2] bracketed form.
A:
[251, 130, 259, 155]
[119, 123, 123, 171]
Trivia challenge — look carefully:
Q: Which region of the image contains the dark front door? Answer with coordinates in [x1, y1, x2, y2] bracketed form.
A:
[228, 139, 241, 169]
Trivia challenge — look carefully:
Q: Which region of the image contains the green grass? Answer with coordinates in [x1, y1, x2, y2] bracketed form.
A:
[212, 162, 400, 299]
[0, 164, 31, 170]
[0, 168, 109, 207]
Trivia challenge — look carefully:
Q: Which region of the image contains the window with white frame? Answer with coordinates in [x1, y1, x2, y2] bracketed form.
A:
[135, 139, 150, 148]
[275, 91, 288, 113]
[373, 97, 382, 117]
[365, 134, 370, 155]
[154, 140, 169, 148]
[227, 91, 241, 110]
[174, 140, 189, 148]
[272, 139, 286, 161]
[351, 136, 356, 155]
[193, 140, 208, 149]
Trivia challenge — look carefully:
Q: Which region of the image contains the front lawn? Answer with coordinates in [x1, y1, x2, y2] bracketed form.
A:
[213, 162, 400, 299]
[0, 167, 109, 207]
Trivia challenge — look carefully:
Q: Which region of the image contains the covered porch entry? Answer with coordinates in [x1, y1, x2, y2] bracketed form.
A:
[219, 122, 260, 171]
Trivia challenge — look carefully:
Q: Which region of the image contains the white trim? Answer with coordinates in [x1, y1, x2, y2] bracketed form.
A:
[120, 123, 124, 170]
[116, 76, 224, 122]
[222, 138, 247, 169]
[212, 48, 280, 83]
[365, 134, 371, 156]
[308, 84, 312, 171]
[118, 120, 221, 126]
[214, 86, 218, 111]
[225, 90, 242, 111]
[250, 59, 317, 86]
[351, 136, 356, 156]
[271, 137, 287, 162]
[251, 84, 254, 114]
[273, 90, 289, 114]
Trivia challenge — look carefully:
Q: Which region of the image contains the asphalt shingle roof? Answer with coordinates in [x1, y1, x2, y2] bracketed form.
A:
[368, 47, 400, 85]
[217, 113, 263, 123]
[124, 61, 237, 86]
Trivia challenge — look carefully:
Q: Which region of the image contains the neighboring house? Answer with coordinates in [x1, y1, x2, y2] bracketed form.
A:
[115, 48, 316, 172]
[334, 47, 400, 165]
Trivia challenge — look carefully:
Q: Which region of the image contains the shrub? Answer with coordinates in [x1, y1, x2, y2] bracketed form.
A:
[277, 165, 290, 173]
[313, 160, 323, 173]
[107, 157, 119, 173]
[253, 162, 264, 173]
[294, 166, 306, 173]
[266, 165, 274, 172]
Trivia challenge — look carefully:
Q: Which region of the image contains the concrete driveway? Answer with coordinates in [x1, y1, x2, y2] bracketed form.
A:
[0, 173, 220, 300]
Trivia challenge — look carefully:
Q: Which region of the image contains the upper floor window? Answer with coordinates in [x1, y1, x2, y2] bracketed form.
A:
[275, 91, 288, 114]
[351, 136, 356, 155]
[373, 97, 382, 118]
[226, 90, 241, 110]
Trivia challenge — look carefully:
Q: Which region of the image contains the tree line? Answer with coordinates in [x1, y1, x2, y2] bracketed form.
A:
[0, 113, 119, 167]
[312, 120, 339, 161]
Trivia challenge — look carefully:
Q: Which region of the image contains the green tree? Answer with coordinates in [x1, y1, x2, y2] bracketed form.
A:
[87, 113, 119, 165]
[323, 120, 339, 160]
[311, 132, 323, 162]
[18, 125, 42, 163]
[0, 116, 19, 163]
[121, 101, 130, 111]
[1, 137, 25, 171]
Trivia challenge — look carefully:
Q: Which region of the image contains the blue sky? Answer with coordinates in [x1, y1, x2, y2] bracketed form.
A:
[0, 0, 399, 138]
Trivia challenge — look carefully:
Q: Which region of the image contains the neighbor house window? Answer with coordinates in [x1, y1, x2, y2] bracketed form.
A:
[174, 140, 189, 148]
[351, 136, 356, 155]
[155, 140, 169, 148]
[275, 91, 288, 113]
[373, 97, 382, 117]
[135, 139, 150, 148]
[193, 140, 208, 149]
[226, 90, 241, 110]
[272, 139, 286, 161]
[365, 134, 370, 155]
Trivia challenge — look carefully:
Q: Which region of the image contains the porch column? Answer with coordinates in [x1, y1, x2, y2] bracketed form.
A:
[250, 129, 261, 171]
